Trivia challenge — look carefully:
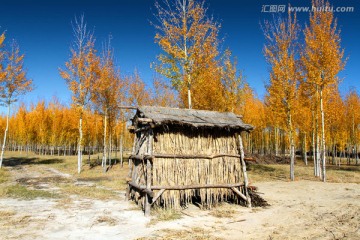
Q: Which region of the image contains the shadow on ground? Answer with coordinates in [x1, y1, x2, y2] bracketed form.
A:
[2, 157, 64, 167]
[327, 165, 360, 172]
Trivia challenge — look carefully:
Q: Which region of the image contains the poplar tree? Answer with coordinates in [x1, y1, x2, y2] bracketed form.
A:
[92, 38, 124, 172]
[302, 0, 345, 182]
[263, 11, 300, 181]
[0, 38, 32, 168]
[153, 0, 221, 109]
[59, 15, 100, 173]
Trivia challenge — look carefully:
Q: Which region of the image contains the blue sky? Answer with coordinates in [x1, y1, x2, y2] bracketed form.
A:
[0, 0, 359, 112]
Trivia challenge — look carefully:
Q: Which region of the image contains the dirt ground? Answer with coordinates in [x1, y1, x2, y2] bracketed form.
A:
[0, 161, 359, 240]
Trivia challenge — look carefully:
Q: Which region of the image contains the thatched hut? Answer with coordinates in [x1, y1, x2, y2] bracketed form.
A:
[126, 106, 254, 216]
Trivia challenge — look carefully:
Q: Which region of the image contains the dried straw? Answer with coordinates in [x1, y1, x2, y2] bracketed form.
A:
[152, 127, 244, 209]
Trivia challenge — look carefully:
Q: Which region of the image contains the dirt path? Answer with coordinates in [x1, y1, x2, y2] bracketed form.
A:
[1, 165, 359, 240]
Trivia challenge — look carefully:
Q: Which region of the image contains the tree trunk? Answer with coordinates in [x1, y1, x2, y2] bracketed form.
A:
[303, 132, 308, 165]
[347, 143, 351, 165]
[78, 114, 83, 174]
[187, 85, 192, 109]
[312, 129, 316, 176]
[332, 142, 336, 165]
[120, 132, 123, 167]
[316, 133, 321, 178]
[314, 98, 321, 178]
[0, 103, 11, 168]
[287, 110, 295, 181]
[319, 88, 326, 182]
[274, 127, 279, 156]
[109, 132, 112, 167]
[103, 110, 107, 173]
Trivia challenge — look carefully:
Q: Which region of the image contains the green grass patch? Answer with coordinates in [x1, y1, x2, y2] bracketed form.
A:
[0, 184, 59, 200]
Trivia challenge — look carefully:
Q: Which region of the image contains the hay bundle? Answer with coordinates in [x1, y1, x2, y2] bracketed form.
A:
[152, 128, 245, 209]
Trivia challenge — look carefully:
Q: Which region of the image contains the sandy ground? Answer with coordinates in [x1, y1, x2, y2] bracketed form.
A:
[0, 165, 359, 240]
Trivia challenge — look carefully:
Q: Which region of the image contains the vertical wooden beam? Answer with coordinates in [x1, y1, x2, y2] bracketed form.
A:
[120, 133, 123, 167]
[238, 134, 252, 207]
[126, 133, 137, 200]
[145, 129, 153, 216]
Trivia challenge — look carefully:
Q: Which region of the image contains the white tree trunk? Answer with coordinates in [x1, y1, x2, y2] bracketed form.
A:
[316, 134, 321, 178]
[187, 87, 192, 109]
[356, 144, 358, 165]
[312, 128, 316, 176]
[109, 132, 112, 167]
[102, 111, 107, 173]
[274, 127, 279, 156]
[303, 132, 308, 165]
[287, 110, 295, 181]
[320, 89, 326, 182]
[0, 103, 11, 168]
[120, 132, 123, 167]
[78, 115, 83, 174]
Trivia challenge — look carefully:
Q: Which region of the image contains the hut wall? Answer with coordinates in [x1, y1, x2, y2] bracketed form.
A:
[152, 128, 244, 209]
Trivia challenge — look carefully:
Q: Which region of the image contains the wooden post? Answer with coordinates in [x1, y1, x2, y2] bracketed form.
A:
[126, 133, 137, 200]
[145, 130, 153, 216]
[238, 134, 251, 207]
[145, 158, 152, 216]
[120, 133, 123, 167]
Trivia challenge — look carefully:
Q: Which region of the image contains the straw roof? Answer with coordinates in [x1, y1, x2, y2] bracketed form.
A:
[136, 106, 253, 131]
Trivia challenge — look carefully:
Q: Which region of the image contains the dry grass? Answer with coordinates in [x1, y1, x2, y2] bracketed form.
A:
[1, 151, 128, 201]
[2, 150, 129, 190]
[58, 184, 118, 200]
[47, 153, 129, 191]
[0, 184, 59, 199]
[0, 209, 16, 218]
[54, 197, 74, 209]
[141, 227, 224, 240]
[0, 168, 10, 184]
[93, 215, 118, 226]
[247, 158, 360, 183]
[4, 214, 32, 227]
[148, 208, 182, 226]
[209, 203, 237, 218]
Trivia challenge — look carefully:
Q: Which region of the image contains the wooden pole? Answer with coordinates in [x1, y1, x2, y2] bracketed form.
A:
[231, 187, 248, 202]
[126, 133, 137, 200]
[128, 181, 154, 198]
[118, 105, 138, 110]
[145, 130, 153, 217]
[129, 153, 254, 161]
[151, 183, 245, 190]
[151, 189, 166, 205]
[238, 134, 251, 207]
